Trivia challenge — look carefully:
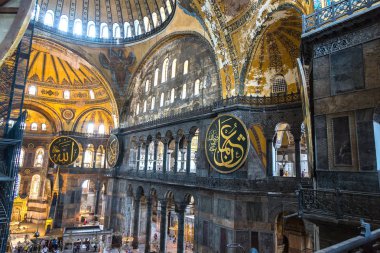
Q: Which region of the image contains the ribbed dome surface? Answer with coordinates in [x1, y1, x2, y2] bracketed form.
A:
[33, 0, 176, 44]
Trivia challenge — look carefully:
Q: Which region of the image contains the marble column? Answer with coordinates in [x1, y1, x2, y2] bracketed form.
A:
[153, 140, 158, 173]
[145, 197, 152, 253]
[176, 204, 186, 253]
[136, 143, 142, 171]
[132, 197, 141, 249]
[162, 140, 168, 174]
[295, 139, 301, 178]
[185, 135, 192, 174]
[266, 139, 273, 176]
[173, 139, 179, 173]
[94, 182, 101, 216]
[144, 144, 149, 172]
[159, 200, 168, 253]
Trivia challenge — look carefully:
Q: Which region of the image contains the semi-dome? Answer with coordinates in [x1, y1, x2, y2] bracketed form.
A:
[33, 0, 176, 44]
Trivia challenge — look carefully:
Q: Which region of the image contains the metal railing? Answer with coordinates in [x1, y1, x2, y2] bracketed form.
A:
[298, 188, 380, 223]
[302, 0, 380, 33]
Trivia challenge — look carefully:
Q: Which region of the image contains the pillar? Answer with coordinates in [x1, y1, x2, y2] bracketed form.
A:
[132, 196, 141, 249]
[185, 135, 193, 174]
[159, 200, 168, 253]
[136, 143, 142, 171]
[173, 139, 179, 173]
[266, 139, 273, 177]
[145, 197, 153, 253]
[94, 182, 101, 216]
[295, 139, 301, 178]
[176, 203, 186, 253]
[162, 140, 168, 174]
[153, 140, 158, 173]
[144, 144, 149, 172]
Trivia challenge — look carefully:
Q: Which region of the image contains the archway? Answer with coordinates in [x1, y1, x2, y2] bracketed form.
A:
[273, 123, 296, 177]
[80, 180, 96, 225]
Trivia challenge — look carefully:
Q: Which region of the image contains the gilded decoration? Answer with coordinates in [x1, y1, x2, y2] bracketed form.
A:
[106, 134, 120, 168]
[205, 114, 249, 173]
[49, 136, 80, 166]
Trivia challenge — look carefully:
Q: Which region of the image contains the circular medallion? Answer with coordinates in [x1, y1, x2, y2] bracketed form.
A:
[205, 114, 249, 174]
[62, 109, 74, 120]
[28, 143, 34, 149]
[106, 134, 120, 168]
[49, 136, 80, 166]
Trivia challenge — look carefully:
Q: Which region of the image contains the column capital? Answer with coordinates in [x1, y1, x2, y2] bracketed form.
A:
[184, 133, 195, 141]
[175, 202, 187, 213]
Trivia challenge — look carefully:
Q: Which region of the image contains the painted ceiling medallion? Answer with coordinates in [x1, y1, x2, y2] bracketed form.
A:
[62, 109, 74, 120]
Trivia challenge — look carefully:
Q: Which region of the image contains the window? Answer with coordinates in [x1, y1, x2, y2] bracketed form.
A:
[170, 88, 175, 103]
[113, 23, 121, 38]
[87, 21, 96, 38]
[154, 68, 159, 86]
[194, 79, 200, 96]
[89, 90, 95, 99]
[31, 5, 40, 21]
[136, 103, 140, 115]
[171, 59, 177, 78]
[87, 123, 94, 134]
[162, 58, 169, 83]
[41, 123, 47, 131]
[14, 174, 21, 197]
[134, 20, 141, 36]
[73, 19, 82, 35]
[124, 22, 132, 38]
[31, 122, 38, 131]
[34, 148, 44, 167]
[152, 12, 158, 28]
[143, 17, 151, 32]
[183, 60, 189, 75]
[84, 149, 93, 168]
[44, 10, 54, 27]
[182, 84, 187, 99]
[58, 15, 68, 32]
[145, 80, 150, 93]
[28, 85, 37, 96]
[19, 148, 25, 167]
[160, 7, 166, 22]
[99, 124, 105, 134]
[29, 174, 41, 199]
[100, 23, 109, 38]
[272, 75, 287, 94]
[160, 93, 164, 107]
[143, 100, 147, 113]
[63, 90, 70, 99]
[273, 123, 296, 177]
[166, 0, 173, 14]
[151, 97, 155, 110]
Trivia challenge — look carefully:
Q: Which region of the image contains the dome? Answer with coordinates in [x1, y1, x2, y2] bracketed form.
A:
[33, 0, 176, 44]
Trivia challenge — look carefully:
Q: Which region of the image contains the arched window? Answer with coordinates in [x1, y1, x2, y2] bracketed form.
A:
[124, 22, 132, 38]
[182, 84, 187, 99]
[84, 145, 94, 168]
[89, 90, 95, 99]
[34, 148, 44, 167]
[41, 123, 47, 131]
[143, 100, 147, 113]
[183, 60, 189, 75]
[99, 124, 105, 134]
[190, 129, 198, 173]
[58, 15, 68, 32]
[152, 12, 158, 28]
[161, 58, 169, 83]
[154, 68, 159, 86]
[96, 146, 105, 168]
[31, 122, 38, 131]
[14, 174, 21, 197]
[63, 90, 70, 99]
[134, 20, 141, 36]
[147, 141, 154, 170]
[160, 7, 166, 22]
[44, 10, 54, 27]
[166, 0, 173, 14]
[73, 19, 82, 35]
[171, 59, 177, 78]
[145, 80, 150, 93]
[151, 97, 155, 110]
[160, 93, 164, 107]
[136, 103, 140, 115]
[87, 21, 96, 38]
[143, 17, 151, 32]
[31, 4, 40, 21]
[19, 148, 25, 167]
[139, 145, 145, 170]
[156, 141, 164, 171]
[29, 174, 41, 199]
[170, 88, 175, 103]
[100, 23, 109, 38]
[272, 75, 287, 94]
[113, 23, 121, 38]
[87, 123, 94, 134]
[273, 123, 296, 177]
[194, 79, 200, 96]
[28, 85, 36, 95]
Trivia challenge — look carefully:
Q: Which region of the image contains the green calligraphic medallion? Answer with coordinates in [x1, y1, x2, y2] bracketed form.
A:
[106, 134, 120, 168]
[205, 114, 249, 174]
[49, 136, 80, 166]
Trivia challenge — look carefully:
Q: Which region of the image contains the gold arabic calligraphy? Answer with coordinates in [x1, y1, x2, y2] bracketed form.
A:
[49, 137, 79, 166]
[206, 115, 248, 173]
[106, 135, 119, 167]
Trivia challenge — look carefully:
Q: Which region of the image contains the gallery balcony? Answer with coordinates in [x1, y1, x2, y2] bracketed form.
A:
[298, 188, 380, 224]
[302, 0, 380, 33]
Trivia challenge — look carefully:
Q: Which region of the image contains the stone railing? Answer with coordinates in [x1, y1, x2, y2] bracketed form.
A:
[302, 0, 380, 33]
[121, 93, 301, 132]
[298, 188, 380, 223]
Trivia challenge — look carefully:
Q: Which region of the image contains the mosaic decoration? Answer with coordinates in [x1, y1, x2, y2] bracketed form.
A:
[205, 114, 249, 173]
[49, 136, 80, 166]
[62, 109, 74, 120]
[106, 134, 120, 168]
